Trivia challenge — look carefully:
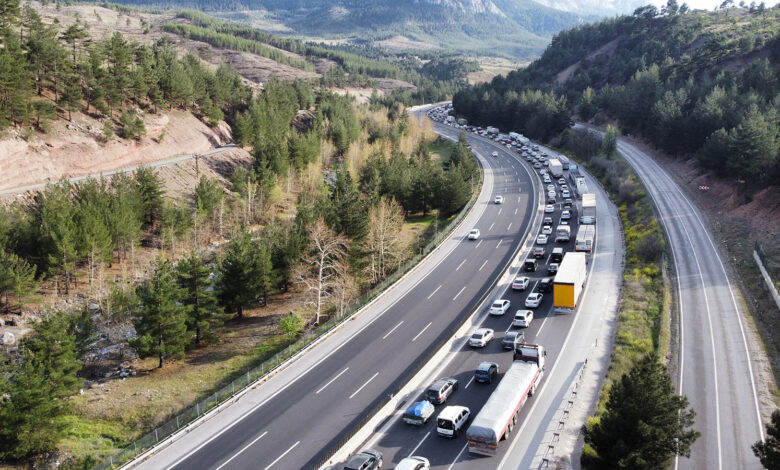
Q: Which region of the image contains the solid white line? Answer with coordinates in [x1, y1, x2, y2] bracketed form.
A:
[478, 260, 488, 272]
[455, 259, 467, 271]
[263, 441, 299, 470]
[496, 239, 503, 249]
[507, 222, 513, 231]
[427, 285, 442, 300]
[407, 431, 431, 458]
[535, 315, 549, 337]
[447, 443, 469, 470]
[316, 367, 350, 394]
[452, 286, 466, 301]
[349, 372, 379, 399]
[464, 375, 476, 390]
[489, 222, 495, 231]
[215, 431, 268, 470]
[412, 322, 432, 342]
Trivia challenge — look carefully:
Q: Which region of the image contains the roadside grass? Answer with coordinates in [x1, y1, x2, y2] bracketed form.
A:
[428, 138, 455, 165]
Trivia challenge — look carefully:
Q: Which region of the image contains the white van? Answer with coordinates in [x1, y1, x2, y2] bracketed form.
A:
[437, 405, 471, 437]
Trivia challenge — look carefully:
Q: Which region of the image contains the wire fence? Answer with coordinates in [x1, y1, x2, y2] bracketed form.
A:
[94, 162, 484, 470]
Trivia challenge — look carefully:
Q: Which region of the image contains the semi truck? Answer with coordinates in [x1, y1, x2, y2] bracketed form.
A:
[575, 177, 588, 199]
[466, 344, 545, 455]
[580, 193, 596, 224]
[553, 252, 587, 313]
[548, 158, 563, 178]
[558, 155, 570, 170]
[486, 126, 499, 135]
[555, 225, 571, 242]
[575, 225, 596, 252]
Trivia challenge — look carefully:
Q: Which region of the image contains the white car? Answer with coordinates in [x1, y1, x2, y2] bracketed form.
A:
[536, 234, 548, 245]
[468, 229, 480, 240]
[543, 216, 553, 225]
[540, 169, 547, 175]
[545, 205, 555, 213]
[558, 178, 566, 185]
[561, 210, 571, 220]
[546, 184, 555, 192]
[491, 151, 499, 157]
[561, 190, 571, 199]
[513, 310, 534, 327]
[494, 195, 504, 204]
[512, 276, 530, 290]
[542, 225, 553, 235]
[469, 328, 494, 347]
[396, 456, 430, 470]
[525, 293, 543, 308]
[488, 299, 511, 315]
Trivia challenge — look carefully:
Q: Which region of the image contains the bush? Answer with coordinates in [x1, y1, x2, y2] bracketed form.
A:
[278, 312, 306, 339]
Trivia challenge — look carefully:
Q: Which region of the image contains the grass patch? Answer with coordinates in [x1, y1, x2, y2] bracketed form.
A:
[428, 138, 455, 165]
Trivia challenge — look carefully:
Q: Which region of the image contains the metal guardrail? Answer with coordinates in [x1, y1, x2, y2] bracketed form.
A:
[94, 147, 485, 470]
[537, 360, 587, 470]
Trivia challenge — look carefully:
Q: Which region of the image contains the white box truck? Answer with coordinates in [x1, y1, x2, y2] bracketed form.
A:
[580, 193, 596, 224]
[553, 252, 587, 313]
[548, 158, 563, 178]
[575, 225, 595, 252]
[466, 344, 545, 455]
[555, 225, 571, 242]
[575, 177, 589, 199]
[486, 126, 499, 135]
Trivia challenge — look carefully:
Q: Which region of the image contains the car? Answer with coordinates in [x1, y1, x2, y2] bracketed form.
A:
[506, 144, 512, 149]
[488, 299, 511, 316]
[545, 204, 555, 213]
[558, 178, 566, 185]
[513, 310, 534, 327]
[475, 361, 500, 383]
[560, 184, 569, 191]
[561, 210, 571, 220]
[533, 145, 539, 151]
[512, 277, 530, 291]
[526, 155, 533, 161]
[468, 229, 480, 240]
[547, 190, 557, 199]
[536, 234, 548, 245]
[551, 247, 564, 263]
[469, 328, 494, 347]
[538, 277, 553, 293]
[502, 331, 525, 349]
[533, 163, 542, 169]
[543, 216, 553, 225]
[548, 263, 559, 275]
[543, 176, 552, 184]
[524, 258, 538, 271]
[425, 377, 458, 404]
[491, 151, 498, 157]
[542, 225, 553, 235]
[342, 449, 383, 470]
[563, 200, 573, 209]
[540, 168, 547, 175]
[559, 218, 569, 225]
[494, 195, 504, 204]
[564, 198, 573, 206]
[543, 161, 549, 167]
[532, 247, 545, 258]
[525, 293, 543, 308]
[562, 190, 571, 199]
[546, 184, 555, 192]
[396, 456, 430, 470]
[436, 405, 470, 437]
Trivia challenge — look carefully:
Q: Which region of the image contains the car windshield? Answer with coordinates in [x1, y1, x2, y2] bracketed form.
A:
[492, 302, 502, 308]
[472, 333, 483, 339]
[437, 418, 454, 430]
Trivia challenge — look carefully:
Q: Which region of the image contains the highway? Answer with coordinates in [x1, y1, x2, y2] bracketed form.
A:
[350, 115, 623, 469]
[609, 133, 766, 470]
[131, 109, 538, 470]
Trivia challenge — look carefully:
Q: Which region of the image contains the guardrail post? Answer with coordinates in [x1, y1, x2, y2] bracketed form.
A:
[196, 403, 200, 416]
[155, 428, 159, 442]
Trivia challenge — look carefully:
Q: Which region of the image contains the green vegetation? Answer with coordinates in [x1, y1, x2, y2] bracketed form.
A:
[753, 409, 780, 469]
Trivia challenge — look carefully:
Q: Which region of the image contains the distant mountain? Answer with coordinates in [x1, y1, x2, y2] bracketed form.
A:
[529, 0, 646, 16]
[108, 0, 595, 58]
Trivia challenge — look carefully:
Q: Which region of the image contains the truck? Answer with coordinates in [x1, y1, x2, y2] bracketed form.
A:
[575, 225, 596, 252]
[548, 158, 563, 178]
[558, 155, 570, 170]
[486, 126, 499, 136]
[403, 400, 435, 426]
[575, 177, 588, 199]
[555, 225, 571, 243]
[580, 193, 596, 224]
[466, 344, 545, 455]
[457, 118, 468, 126]
[553, 252, 587, 313]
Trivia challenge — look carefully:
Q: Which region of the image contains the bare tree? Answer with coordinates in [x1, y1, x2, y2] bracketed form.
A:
[332, 258, 358, 318]
[363, 197, 406, 284]
[294, 219, 348, 324]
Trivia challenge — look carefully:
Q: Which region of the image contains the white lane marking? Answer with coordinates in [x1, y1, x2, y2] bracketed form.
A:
[531, 280, 539, 291]
[505, 322, 514, 333]
[478, 260, 488, 272]
[349, 372, 379, 399]
[496, 239, 503, 249]
[427, 285, 442, 300]
[535, 315, 549, 337]
[215, 431, 268, 470]
[448, 443, 469, 470]
[489, 222, 495, 231]
[518, 196, 521, 203]
[382, 321, 405, 340]
[475, 240, 483, 249]
[408, 431, 431, 458]
[412, 322, 432, 342]
[452, 287, 466, 301]
[263, 441, 299, 470]
[316, 367, 350, 394]
[546, 254, 551, 264]
[507, 222, 512, 231]
[455, 259, 467, 271]
[464, 376, 476, 390]
[498, 208, 502, 215]
[515, 208, 518, 215]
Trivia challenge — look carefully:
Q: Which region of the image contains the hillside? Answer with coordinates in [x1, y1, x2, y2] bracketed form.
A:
[101, 0, 595, 58]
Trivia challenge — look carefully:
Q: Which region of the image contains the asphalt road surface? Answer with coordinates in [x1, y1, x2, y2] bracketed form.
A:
[133, 111, 537, 470]
[609, 133, 765, 470]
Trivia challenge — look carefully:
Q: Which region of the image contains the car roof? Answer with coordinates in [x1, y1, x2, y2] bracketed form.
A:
[431, 377, 455, 387]
[478, 361, 499, 369]
[438, 405, 468, 420]
[475, 327, 492, 334]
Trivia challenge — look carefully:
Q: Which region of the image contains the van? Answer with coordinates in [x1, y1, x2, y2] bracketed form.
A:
[524, 258, 538, 272]
[538, 277, 553, 293]
[551, 247, 564, 263]
[436, 405, 471, 437]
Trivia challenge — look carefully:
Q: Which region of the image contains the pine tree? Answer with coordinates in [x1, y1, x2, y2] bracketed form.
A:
[753, 409, 780, 470]
[582, 354, 700, 470]
[130, 259, 188, 368]
[326, 167, 368, 240]
[134, 166, 164, 226]
[256, 242, 274, 307]
[217, 230, 259, 318]
[177, 253, 222, 345]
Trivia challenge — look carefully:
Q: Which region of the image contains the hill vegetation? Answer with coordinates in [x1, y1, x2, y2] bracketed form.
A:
[454, 3, 780, 191]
